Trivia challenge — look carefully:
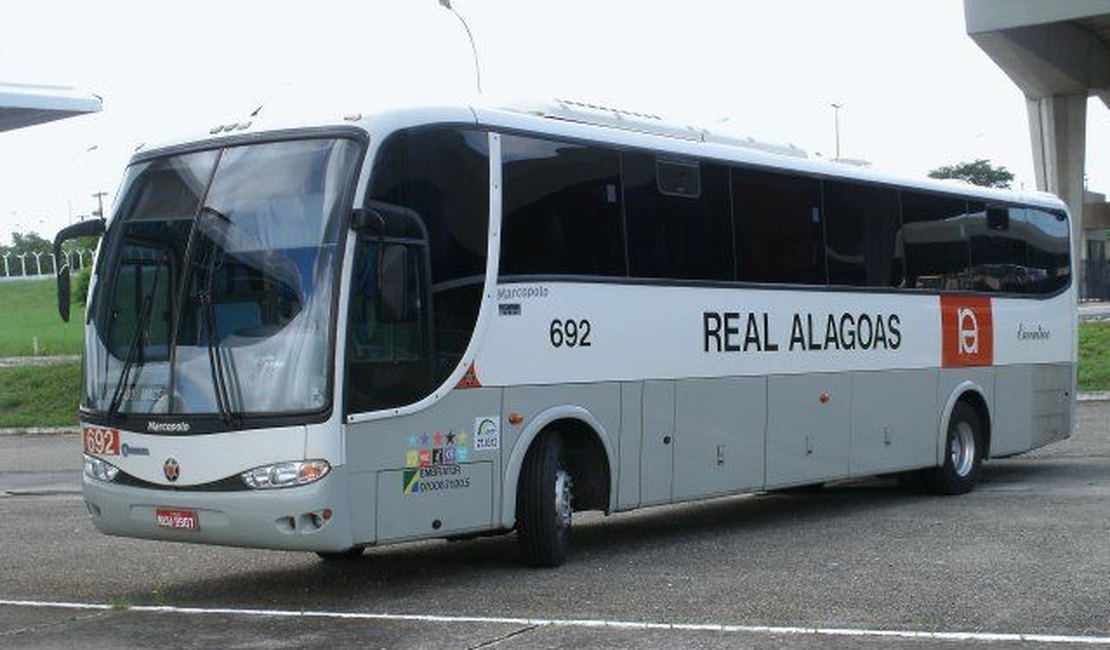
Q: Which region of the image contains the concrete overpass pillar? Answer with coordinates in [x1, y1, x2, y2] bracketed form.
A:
[1027, 94, 1087, 267]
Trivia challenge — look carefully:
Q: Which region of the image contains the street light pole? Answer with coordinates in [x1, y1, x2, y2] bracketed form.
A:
[438, 0, 483, 95]
[830, 103, 844, 160]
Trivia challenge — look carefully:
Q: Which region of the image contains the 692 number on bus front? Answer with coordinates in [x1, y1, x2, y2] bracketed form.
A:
[549, 318, 592, 348]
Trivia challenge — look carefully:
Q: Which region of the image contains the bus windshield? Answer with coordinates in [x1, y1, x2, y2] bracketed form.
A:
[84, 137, 361, 423]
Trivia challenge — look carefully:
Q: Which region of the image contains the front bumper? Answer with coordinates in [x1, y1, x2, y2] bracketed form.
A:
[82, 468, 355, 552]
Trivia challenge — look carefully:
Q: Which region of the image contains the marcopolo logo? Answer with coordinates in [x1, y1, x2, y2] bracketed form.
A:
[941, 296, 993, 367]
[147, 421, 190, 433]
[163, 458, 181, 482]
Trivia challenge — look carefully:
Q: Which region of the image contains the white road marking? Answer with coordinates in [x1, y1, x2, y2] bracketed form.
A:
[1, 598, 1108, 645]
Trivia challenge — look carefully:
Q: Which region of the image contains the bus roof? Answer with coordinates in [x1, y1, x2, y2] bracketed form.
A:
[135, 98, 1067, 213]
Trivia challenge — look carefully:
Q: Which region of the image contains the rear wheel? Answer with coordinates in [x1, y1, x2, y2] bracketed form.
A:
[923, 402, 983, 495]
[517, 432, 573, 567]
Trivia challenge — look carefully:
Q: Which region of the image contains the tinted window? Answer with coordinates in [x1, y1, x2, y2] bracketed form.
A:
[370, 129, 489, 286]
[1023, 208, 1070, 293]
[968, 204, 1030, 292]
[900, 192, 970, 290]
[965, 204, 1072, 295]
[623, 154, 733, 281]
[501, 136, 625, 276]
[733, 168, 824, 284]
[349, 128, 489, 413]
[824, 181, 902, 287]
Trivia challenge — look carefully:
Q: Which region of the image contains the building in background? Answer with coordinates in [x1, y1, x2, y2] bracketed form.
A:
[966, 0, 1110, 298]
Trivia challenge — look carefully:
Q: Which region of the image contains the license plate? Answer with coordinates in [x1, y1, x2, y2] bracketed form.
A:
[155, 508, 199, 531]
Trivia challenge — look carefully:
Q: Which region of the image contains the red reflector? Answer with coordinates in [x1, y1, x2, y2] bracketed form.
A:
[322, 508, 332, 520]
[455, 363, 482, 389]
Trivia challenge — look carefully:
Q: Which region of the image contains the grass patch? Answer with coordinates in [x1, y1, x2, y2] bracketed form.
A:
[1079, 321, 1110, 392]
[0, 279, 85, 356]
[0, 362, 82, 428]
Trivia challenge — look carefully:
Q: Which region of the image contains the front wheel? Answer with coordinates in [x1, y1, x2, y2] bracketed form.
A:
[516, 432, 573, 567]
[923, 402, 983, 495]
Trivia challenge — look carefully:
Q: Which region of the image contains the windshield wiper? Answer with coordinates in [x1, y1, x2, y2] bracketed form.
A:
[197, 208, 241, 425]
[107, 258, 165, 418]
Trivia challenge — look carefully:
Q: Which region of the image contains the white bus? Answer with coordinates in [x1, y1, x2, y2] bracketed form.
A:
[56, 99, 1076, 566]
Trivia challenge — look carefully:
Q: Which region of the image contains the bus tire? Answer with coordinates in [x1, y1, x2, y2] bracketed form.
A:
[923, 402, 983, 495]
[517, 431, 573, 567]
[316, 547, 365, 562]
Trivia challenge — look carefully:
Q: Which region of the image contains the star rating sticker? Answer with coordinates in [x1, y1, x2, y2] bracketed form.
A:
[433, 430, 444, 447]
[419, 433, 430, 447]
[446, 431, 457, 445]
[457, 432, 469, 445]
[407, 435, 418, 448]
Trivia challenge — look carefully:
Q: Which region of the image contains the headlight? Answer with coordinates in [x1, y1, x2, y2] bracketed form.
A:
[84, 454, 120, 482]
[241, 460, 331, 489]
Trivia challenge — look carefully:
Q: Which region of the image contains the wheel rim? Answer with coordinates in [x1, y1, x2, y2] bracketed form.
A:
[950, 421, 976, 477]
[554, 469, 573, 529]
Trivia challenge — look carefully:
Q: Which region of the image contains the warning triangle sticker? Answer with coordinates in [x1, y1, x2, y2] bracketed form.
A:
[456, 363, 482, 389]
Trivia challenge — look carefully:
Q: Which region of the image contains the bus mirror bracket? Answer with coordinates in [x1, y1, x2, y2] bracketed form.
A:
[53, 218, 106, 322]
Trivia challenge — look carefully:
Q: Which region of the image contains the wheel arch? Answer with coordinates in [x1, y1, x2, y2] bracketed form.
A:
[938, 381, 992, 464]
[500, 406, 616, 529]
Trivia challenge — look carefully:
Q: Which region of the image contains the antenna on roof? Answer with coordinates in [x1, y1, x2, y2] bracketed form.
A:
[438, 0, 483, 95]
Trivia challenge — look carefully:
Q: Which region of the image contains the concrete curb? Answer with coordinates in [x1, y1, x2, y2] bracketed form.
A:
[0, 427, 79, 437]
[1078, 392, 1110, 402]
[0, 356, 80, 368]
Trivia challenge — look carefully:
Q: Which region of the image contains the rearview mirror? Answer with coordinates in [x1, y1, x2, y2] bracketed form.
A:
[53, 219, 106, 321]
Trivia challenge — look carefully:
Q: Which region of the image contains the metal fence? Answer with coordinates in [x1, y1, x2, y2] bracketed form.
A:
[1082, 260, 1110, 301]
[0, 248, 95, 280]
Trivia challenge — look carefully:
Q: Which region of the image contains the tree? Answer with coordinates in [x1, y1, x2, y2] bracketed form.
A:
[928, 159, 1014, 189]
[8, 231, 52, 256]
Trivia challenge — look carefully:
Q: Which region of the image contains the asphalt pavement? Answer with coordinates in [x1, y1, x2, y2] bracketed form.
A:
[1, 406, 1108, 648]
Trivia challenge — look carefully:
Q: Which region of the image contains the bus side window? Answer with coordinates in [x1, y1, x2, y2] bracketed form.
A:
[500, 135, 625, 277]
[900, 192, 971, 291]
[624, 154, 733, 281]
[824, 181, 902, 288]
[968, 203, 1030, 293]
[733, 167, 825, 285]
[1023, 208, 1071, 294]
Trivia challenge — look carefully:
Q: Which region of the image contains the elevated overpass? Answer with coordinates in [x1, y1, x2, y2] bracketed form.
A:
[966, 0, 1110, 297]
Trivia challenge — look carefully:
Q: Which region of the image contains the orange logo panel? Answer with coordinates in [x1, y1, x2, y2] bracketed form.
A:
[941, 296, 993, 367]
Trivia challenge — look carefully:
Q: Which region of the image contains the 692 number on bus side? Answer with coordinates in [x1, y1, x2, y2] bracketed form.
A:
[549, 318, 592, 348]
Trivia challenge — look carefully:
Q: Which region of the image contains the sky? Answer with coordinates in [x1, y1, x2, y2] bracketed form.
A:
[1, 0, 1108, 246]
